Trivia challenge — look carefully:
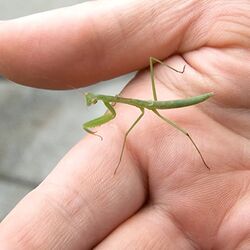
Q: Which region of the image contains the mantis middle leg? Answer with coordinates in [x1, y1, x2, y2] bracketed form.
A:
[114, 108, 145, 174]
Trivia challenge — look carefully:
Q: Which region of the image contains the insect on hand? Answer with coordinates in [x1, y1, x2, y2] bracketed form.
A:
[83, 57, 214, 174]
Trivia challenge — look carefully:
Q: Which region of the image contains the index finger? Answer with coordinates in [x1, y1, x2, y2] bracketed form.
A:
[0, 127, 146, 249]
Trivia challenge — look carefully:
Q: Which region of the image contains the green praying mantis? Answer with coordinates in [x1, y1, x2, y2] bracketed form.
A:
[83, 57, 213, 174]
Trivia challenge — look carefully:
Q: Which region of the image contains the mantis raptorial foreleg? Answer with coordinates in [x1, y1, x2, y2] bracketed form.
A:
[83, 101, 116, 140]
[152, 109, 210, 169]
[149, 57, 186, 101]
[114, 107, 145, 174]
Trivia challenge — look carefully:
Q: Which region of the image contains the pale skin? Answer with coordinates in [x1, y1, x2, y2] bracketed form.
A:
[0, 0, 250, 249]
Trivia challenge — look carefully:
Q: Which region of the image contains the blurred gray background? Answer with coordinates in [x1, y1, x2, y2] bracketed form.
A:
[0, 0, 132, 220]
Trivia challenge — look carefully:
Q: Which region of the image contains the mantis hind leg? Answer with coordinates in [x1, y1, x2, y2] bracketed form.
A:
[149, 57, 186, 101]
[152, 109, 210, 170]
[114, 108, 145, 175]
[83, 102, 116, 140]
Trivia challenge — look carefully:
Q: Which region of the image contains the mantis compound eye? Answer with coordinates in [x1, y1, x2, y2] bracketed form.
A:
[85, 93, 98, 106]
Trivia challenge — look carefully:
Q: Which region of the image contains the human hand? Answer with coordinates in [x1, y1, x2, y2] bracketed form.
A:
[0, 0, 249, 249]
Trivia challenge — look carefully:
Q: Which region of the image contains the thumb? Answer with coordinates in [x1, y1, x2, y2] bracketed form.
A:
[0, 0, 242, 89]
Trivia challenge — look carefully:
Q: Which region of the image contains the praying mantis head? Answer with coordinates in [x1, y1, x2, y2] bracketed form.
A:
[85, 93, 98, 106]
